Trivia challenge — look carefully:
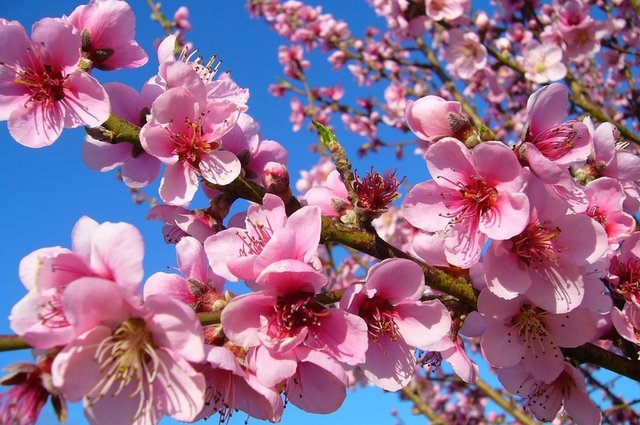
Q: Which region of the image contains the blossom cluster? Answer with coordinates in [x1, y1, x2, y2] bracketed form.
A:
[1, 1, 640, 425]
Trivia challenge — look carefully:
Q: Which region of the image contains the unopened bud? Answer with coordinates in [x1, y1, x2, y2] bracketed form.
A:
[448, 111, 474, 141]
[475, 12, 490, 32]
[262, 161, 292, 201]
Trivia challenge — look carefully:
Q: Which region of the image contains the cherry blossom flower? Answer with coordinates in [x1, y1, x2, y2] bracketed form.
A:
[10, 216, 144, 348]
[425, 0, 468, 21]
[341, 258, 451, 391]
[498, 362, 601, 424]
[0, 18, 110, 147]
[195, 346, 283, 422]
[522, 40, 567, 84]
[483, 175, 609, 313]
[205, 193, 321, 284]
[144, 236, 225, 311]
[82, 82, 160, 188]
[442, 29, 487, 80]
[403, 138, 530, 267]
[140, 87, 242, 205]
[478, 290, 596, 383]
[68, 0, 148, 70]
[52, 279, 206, 425]
[222, 260, 368, 365]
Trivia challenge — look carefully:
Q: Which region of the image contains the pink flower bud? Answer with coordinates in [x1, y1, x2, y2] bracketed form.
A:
[405, 96, 464, 141]
[475, 12, 490, 32]
[262, 161, 292, 200]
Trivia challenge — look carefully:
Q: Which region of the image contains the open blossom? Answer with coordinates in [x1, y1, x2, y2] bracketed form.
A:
[341, 259, 451, 391]
[483, 175, 609, 313]
[522, 40, 567, 84]
[478, 290, 596, 383]
[0, 18, 110, 147]
[498, 362, 601, 424]
[222, 260, 368, 365]
[205, 193, 321, 284]
[52, 279, 206, 425]
[425, 0, 469, 21]
[584, 117, 640, 183]
[68, 0, 148, 70]
[82, 82, 161, 188]
[144, 236, 225, 311]
[403, 138, 530, 267]
[195, 346, 283, 422]
[442, 29, 487, 79]
[140, 87, 241, 205]
[10, 216, 144, 348]
[584, 177, 635, 246]
[609, 232, 640, 303]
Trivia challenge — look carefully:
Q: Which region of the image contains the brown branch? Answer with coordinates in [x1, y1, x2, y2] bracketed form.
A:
[402, 385, 447, 424]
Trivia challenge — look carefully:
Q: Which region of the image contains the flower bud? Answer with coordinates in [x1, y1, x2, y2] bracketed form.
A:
[262, 161, 292, 201]
[405, 95, 464, 141]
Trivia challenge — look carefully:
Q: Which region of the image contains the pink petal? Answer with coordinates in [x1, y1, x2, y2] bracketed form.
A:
[484, 242, 532, 299]
[472, 141, 524, 192]
[102, 82, 142, 123]
[544, 308, 596, 347]
[90, 221, 144, 293]
[363, 336, 415, 391]
[150, 87, 198, 125]
[366, 258, 425, 304]
[140, 123, 179, 163]
[426, 138, 477, 189]
[256, 260, 327, 294]
[143, 272, 196, 305]
[402, 181, 452, 231]
[526, 83, 567, 135]
[480, 192, 530, 240]
[285, 205, 322, 263]
[159, 163, 199, 206]
[9, 102, 64, 148]
[394, 300, 451, 349]
[525, 262, 584, 314]
[204, 228, 242, 282]
[31, 18, 80, 72]
[71, 216, 99, 262]
[252, 346, 298, 387]
[120, 153, 161, 188]
[480, 324, 525, 368]
[145, 295, 205, 363]
[62, 72, 110, 128]
[199, 150, 241, 185]
[564, 382, 602, 425]
[523, 336, 564, 383]
[220, 293, 274, 348]
[82, 138, 130, 171]
[176, 236, 209, 283]
[314, 309, 368, 365]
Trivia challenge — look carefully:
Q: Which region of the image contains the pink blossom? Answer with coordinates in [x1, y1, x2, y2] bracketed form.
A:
[68, 0, 148, 70]
[278, 45, 310, 78]
[442, 29, 487, 80]
[522, 40, 567, 84]
[302, 170, 352, 219]
[479, 290, 596, 383]
[0, 356, 64, 425]
[144, 236, 225, 311]
[585, 117, 640, 182]
[296, 156, 336, 194]
[610, 302, 640, 349]
[140, 87, 241, 205]
[498, 362, 601, 424]
[483, 175, 609, 313]
[205, 193, 321, 283]
[0, 18, 110, 147]
[425, 0, 469, 21]
[147, 204, 218, 244]
[403, 138, 530, 267]
[609, 232, 640, 303]
[405, 95, 464, 141]
[82, 82, 161, 188]
[10, 216, 144, 348]
[220, 112, 288, 184]
[584, 177, 635, 246]
[341, 259, 451, 391]
[424, 335, 479, 383]
[173, 6, 192, 31]
[222, 260, 368, 364]
[52, 280, 206, 425]
[195, 346, 283, 422]
[247, 345, 349, 414]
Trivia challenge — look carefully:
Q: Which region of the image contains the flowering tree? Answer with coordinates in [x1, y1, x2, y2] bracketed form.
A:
[1, 0, 639, 424]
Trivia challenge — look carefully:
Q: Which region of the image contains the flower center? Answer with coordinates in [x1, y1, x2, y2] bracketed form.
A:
[610, 257, 640, 303]
[270, 293, 327, 339]
[526, 120, 585, 161]
[352, 168, 403, 212]
[169, 119, 219, 168]
[440, 176, 497, 226]
[14, 62, 66, 107]
[586, 205, 607, 227]
[510, 222, 562, 266]
[359, 297, 398, 341]
[38, 290, 69, 329]
[236, 217, 274, 256]
[89, 318, 168, 421]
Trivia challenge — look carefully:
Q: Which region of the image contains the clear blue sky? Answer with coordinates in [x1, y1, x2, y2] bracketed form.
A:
[0, 1, 429, 424]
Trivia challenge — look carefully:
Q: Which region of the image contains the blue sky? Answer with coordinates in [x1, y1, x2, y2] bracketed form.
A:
[0, 1, 430, 424]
